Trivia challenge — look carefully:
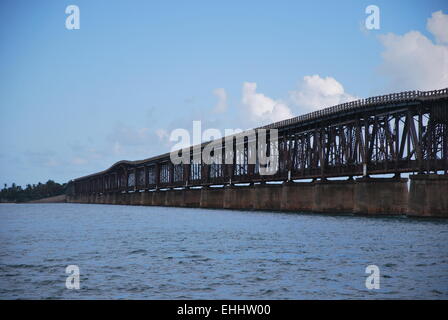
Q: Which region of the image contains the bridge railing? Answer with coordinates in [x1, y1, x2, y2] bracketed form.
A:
[263, 88, 448, 130]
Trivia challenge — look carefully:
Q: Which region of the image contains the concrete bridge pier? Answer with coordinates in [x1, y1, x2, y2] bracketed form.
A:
[110, 192, 118, 205]
[223, 185, 254, 209]
[353, 177, 408, 215]
[183, 188, 201, 207]
[130, 192, 141, 205]
[115, 192, 125, 205]
[252, 183, 282, 211]
[152, 190, 166, 206]
[408, 174, 448, 217]
[139, 191, 151, 206]
[313, 179, 355, 213]
[106, 193, 114, 204]
[125, 193, 133, 205]
[165, 189, 184, 207]
[200, 186, 225, 209]
[117, 192, 126, 205]
[70, 194, 79, 203]
[280, 181, 315, 212]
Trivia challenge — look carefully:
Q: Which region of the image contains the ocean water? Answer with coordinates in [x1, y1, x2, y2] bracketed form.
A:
[0, 203, 447, 299]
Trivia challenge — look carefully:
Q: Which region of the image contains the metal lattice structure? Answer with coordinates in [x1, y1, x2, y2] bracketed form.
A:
[72, 89, 448, 195]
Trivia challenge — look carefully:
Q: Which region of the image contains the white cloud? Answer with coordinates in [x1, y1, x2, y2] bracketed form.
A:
[71, 157, 88, 165]
[378, 11, 448, 91]
[112, 141, 123, 155]
[241, 82, 293, 124]
[213, 88, 227, 113]
[155, 128, 169, 141]
[44, 158, 60, 167]
[104, 123, 168, 159]
[289, 75, 357, 113]
[107, 124, 152, 146]
[427, 10, 448, 44]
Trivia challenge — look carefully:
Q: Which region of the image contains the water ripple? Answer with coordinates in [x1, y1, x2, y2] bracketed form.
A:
[0, 203, 447, 299]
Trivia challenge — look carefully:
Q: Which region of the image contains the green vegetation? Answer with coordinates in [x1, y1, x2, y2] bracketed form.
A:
[0, 180, 66, 203]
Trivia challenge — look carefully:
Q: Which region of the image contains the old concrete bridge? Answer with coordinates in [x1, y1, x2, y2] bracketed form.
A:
[67, 89, 448, 217]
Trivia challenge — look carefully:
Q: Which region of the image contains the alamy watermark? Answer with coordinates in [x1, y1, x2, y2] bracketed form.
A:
[65, 5, 80, 30]
[168, 121, 279, 176]
[365, 265, 380, 290]
[365, 5, 380, 30]
[65, 265, 80, 290]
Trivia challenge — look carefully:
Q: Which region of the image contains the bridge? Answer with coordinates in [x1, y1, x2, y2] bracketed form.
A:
[67, 88, 448, 217]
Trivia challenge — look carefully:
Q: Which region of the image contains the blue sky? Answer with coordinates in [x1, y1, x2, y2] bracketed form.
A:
[0, 0, 447, 186]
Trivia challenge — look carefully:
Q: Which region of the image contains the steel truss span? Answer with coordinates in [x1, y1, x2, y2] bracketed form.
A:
[71, 89, 448, 195]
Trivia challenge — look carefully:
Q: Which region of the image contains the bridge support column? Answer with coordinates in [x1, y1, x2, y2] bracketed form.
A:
[354, 177, 408, 215]
[252, 184, 282, 211]
[121, 192, 131, 205]
[115, 192, 125, 205]
[115, 192, 121, 204]
[66, 194, 78, 203]
[130, 192, 141, 205]
[152, 190, 166, 206]
[183, 188, 201, 207]
[140, 191, 151, 206]
[110, 192, 118, 205]
[281, 181, 315, 212]
[106, 193, 114, 204]
[100, 193, 106, 204]
[313, 179, 355, 213]
[165, 190, 184, 207]
[97, 193, 104, 204]
[68, 194, 77, 203]
[223, 185, 254, 209]
[408, 174, 448, 217]
[200, 187, 225, 209]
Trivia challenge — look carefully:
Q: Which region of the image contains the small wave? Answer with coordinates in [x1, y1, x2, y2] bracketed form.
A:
[431, 289, 444, 295]
[129, 249, 147, 255]
[384, 263, 397, 268]
[3, 264, 37, 269]
[36, 279, 60, 286]
[261, 289, 275, 296]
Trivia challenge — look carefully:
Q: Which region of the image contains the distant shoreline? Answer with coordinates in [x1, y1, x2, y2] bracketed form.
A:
[0, 194, 67, 204]
[26, 194, 66, 203]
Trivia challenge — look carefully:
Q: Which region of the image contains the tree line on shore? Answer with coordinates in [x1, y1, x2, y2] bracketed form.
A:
[0, 180, 66, 203]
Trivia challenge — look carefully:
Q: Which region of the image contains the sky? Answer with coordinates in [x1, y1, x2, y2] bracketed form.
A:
[0, 0, 447, 186]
